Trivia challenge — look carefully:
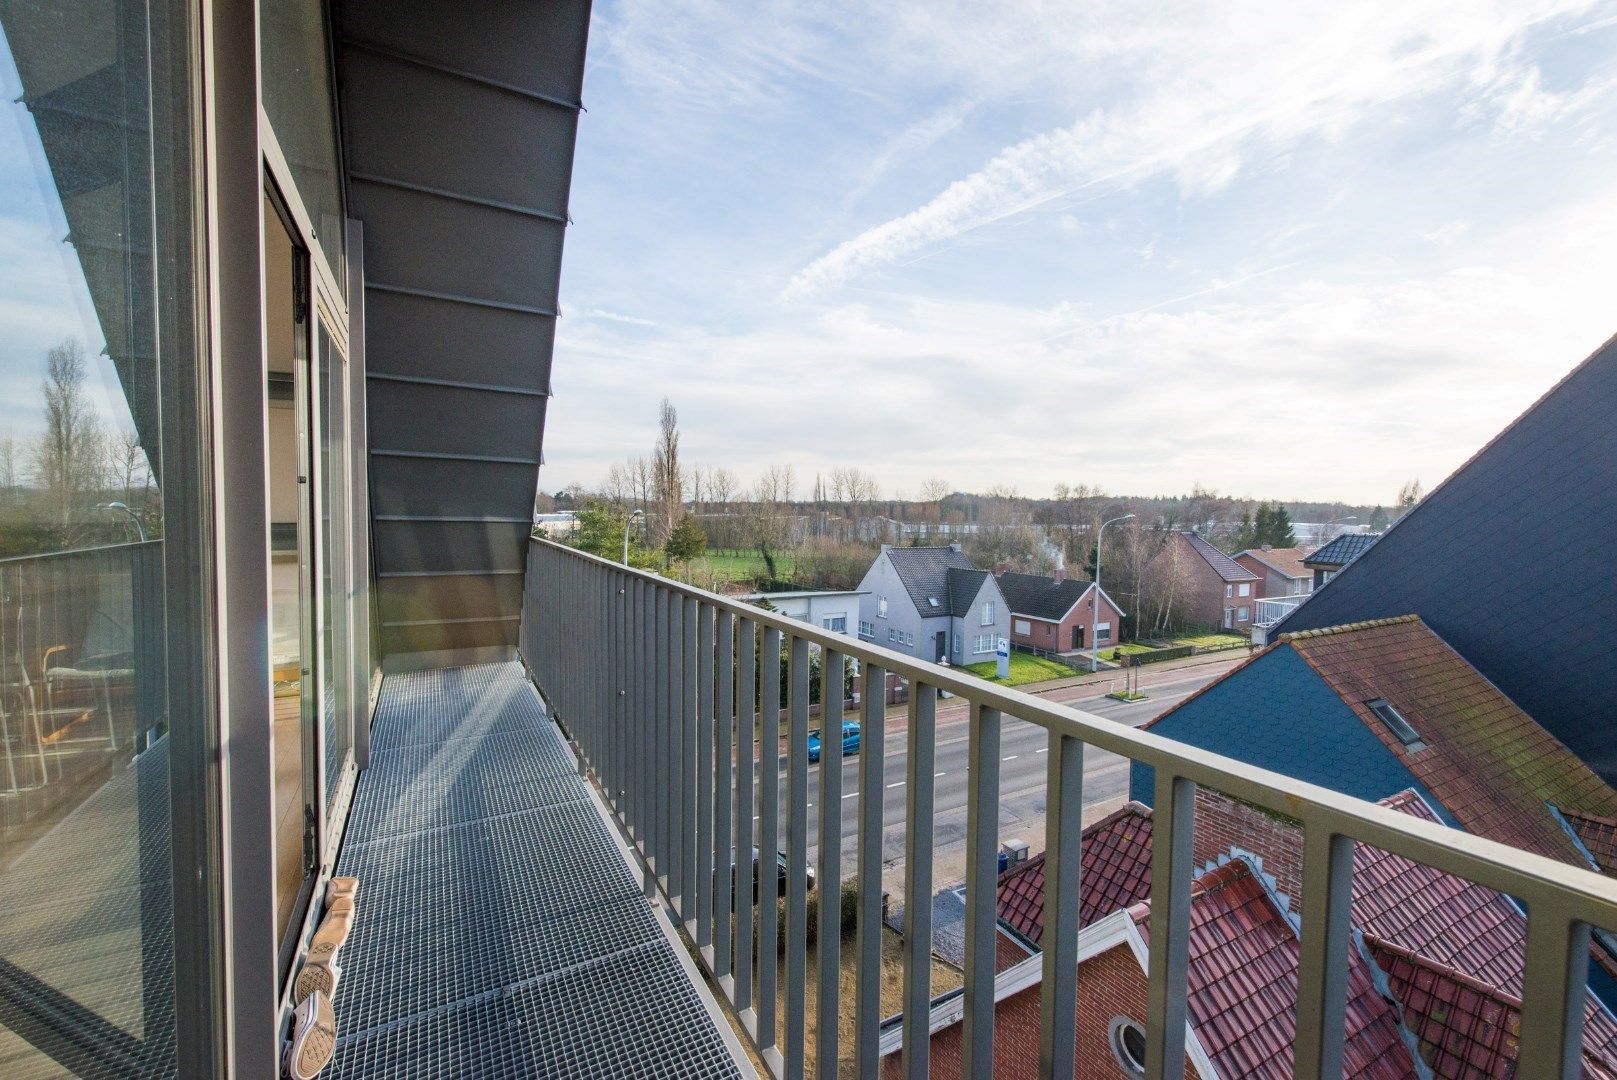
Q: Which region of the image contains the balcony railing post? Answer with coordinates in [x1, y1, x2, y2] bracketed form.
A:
[757, 625, 782, 1061]
[902, 681, 938, 1080]
[854, 662, 886, 1079]
[683, 596, 700, 930]
[1293, 826, 1354, 1080]
[714, 609, 735, 981]
[1518, 896, 1592, 1080]
[785, 634, 811, 1077]
[1145, 773, 1195, 1080]
[1038, 730, 1083, 1080]
[735, 616, 758, 1017]
[964, 703, 1003, 1080]
[697, 601, 715, 950]
[655, 586, 670, 892]
[668, 592, 685, 909]
[816, 647, 846, 1079]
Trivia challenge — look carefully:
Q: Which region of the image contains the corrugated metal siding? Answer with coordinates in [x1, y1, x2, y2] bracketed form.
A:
[1272, 338, 1617, 782]
[335, 0, 590, 661]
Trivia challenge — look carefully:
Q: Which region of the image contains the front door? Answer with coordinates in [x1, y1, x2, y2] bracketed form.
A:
[934, 631, 947, 662]
[1071, 624, 1083, 650]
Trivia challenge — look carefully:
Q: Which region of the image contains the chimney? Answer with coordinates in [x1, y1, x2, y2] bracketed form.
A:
[1001, 838, 1030, 869]
[948, 542, 962, 553]
[1052, 567, 1067, 584]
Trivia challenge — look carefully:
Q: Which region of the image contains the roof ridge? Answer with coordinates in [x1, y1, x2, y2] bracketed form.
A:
[1363, 933, 1526, 1009]
[1277, 614, 1421, 641]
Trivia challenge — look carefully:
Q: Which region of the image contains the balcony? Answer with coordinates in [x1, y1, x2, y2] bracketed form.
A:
[1250, 594, 1307, 645]
[491, 537, 1617, 1078]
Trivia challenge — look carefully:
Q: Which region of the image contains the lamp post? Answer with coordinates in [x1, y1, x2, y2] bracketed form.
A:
[622, 507, 643, 565]
[1091, 513, 1135, 672]
[98, 501, 149, 542]
[1321, 514, 1357, 545]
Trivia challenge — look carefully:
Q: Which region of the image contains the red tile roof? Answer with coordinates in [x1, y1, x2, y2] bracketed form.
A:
[1357, 791, 1617, 1062]
[995, 802, 1153, 946]
[1132, 860, 1417, 1079]
[1366, 936, 1617, 1080]
[1562, 808, 1617, 874]
[1282, 616, 1617, 865]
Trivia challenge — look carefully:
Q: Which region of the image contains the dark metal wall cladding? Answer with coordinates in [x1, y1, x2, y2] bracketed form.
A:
[335, 0, 590, 660]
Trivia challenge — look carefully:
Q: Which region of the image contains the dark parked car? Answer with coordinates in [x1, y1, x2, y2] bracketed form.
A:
[730, 848, 815, 903]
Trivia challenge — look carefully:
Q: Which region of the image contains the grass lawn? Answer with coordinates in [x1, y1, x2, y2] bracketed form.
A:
[1107, 642, 1155, 656]
[963, 653, 1077, 686]
[1171, 632, 1249, 649]
[681, 549, 797, 587]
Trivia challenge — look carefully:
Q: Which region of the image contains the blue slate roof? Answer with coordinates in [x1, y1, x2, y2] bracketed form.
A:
[1183, 531, 1259, 583]
[1303, 532, 1378, 569]
[883, 545, 979, 615]
[1273, 335, 1617, 782]
[946, 567, 991, 618]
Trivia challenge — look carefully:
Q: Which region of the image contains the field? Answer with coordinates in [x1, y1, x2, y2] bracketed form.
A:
[678, 548, 797, 588]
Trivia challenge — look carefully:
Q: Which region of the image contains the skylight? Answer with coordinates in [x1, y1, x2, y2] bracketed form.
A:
[1365, 698, 1423, 748]
[928, 597, 940, 607]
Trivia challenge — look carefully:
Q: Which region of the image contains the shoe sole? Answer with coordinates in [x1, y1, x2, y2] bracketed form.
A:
[327, 876, 359, 904]
[294, 960, 339, 1004]
[286, 991, 336, 1080]
[307, 908, 354, 966]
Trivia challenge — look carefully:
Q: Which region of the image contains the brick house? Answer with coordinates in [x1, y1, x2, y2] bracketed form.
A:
[995, 569, 1127, 654]
[1232, 545, 1314, 598]
[1145, 531, 1260, 631]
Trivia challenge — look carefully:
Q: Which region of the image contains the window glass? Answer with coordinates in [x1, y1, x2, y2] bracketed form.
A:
[261, 0, 345, 289]
[0, 0, 200, 1072]
[319, 322, 350, 814]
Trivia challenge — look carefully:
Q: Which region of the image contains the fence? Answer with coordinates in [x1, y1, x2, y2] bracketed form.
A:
[521, 536, 1615, 1080]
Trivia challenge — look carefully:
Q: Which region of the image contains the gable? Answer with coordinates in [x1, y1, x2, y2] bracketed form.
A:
[1273, 337, 1617, 782]
[1129, 646, 1425, 809]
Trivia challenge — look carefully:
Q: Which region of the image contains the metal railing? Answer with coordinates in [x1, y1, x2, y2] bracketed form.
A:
[520, 537, 1617, 1080]
[1253, 594, 1307, 629]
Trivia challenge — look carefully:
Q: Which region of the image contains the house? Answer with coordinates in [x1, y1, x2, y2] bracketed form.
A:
[995, 569, 1126, 654]
[962, 788, 1617, 1079]
[1129, 616, 1617, 868]
[532, 510, 579, 537]
[735, 588, 864, 637]
[1300, 531, 1378, 589]
[856, 544, 1009, 664]
[1232, 545, 1314, 597]
[1269, 338, 1617, 783]
[1144, 531, 1261, 631]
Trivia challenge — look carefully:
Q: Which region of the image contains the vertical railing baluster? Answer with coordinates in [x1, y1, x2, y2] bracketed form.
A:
[655, 587, 670, 892]
[640, 579, 655, 898]
[758, 626, 782, 1063]
[698, 603, 716, 951]
[902, 682, 937, 1080]
[854, 663, 887, 1079]
[736, 617, 758, 1018]
[785, 635, 811, 1078]
[1294, 826, 1354, 1080]
[1039, 731, 1083, 1080]
[683, 596, 700, 931]
[964, 704, 1002, 1079]
[816, 648, 845, 1079]
[714, 610, 735, 982]
[1145, 772, 1195, 1080]
[669, 593, 685, 910]
[1518, 898, 1590, 1080]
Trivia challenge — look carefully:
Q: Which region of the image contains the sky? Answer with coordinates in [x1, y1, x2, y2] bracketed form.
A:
[545, 0, 1617, 505]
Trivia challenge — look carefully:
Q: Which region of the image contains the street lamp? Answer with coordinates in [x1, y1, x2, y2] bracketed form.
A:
[98, 501, 149, 542]
[622, 508, 644, 565]
[1092, 513, 1135, 672]
[1321, 514, 1357, 544]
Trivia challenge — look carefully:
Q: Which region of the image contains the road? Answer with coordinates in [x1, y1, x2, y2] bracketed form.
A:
[751, 655, 1245, 893]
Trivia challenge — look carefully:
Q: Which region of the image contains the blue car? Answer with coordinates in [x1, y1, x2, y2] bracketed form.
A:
[808, 721, 861, 763]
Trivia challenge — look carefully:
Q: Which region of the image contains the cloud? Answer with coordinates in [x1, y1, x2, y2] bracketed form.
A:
[784, 0, 1605, 297]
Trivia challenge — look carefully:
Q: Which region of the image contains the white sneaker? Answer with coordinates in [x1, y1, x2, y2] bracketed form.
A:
[284, 989, 336, 1079]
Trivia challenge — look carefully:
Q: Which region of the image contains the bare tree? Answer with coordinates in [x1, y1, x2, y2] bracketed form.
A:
[688, 464, 707, 517]
[708, 467, 738, 513]
[650, 398, 683, 544]
[748, 465, 797, 581]
[32, 339, 105, 539]
[0, 431, 17, 510]
[1395, 479, 1423, 519]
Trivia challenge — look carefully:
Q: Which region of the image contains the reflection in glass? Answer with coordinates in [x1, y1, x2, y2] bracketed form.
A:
[319, 323, 350, 814]
[261, 0, 345, 289]
[0, 0, 194, 1074]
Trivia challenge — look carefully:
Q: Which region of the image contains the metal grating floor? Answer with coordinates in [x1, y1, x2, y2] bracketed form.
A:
[328, 662, 744, 1079]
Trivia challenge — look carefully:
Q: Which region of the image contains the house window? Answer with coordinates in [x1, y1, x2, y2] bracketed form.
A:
[1013, 618, 1031, 636]
[981, 601, 995, 625]
[1366, 698, 1424, 747]
[973, 634, 995, 655]
[858, 620, 875, 638]
[1238, 583, 1251, 597]
[878, 596, 888, 618]
[1225, 584, 1233, 598]
[1096, 622, 1112, 642]
[1108, 1017, 1148, 1078]
[1237, 607, 1249, 622]
[822, 614, 847, 633]
[887, 628, 896, 642]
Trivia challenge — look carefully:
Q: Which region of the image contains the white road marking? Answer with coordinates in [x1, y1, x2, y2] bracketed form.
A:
[842, 792, 857, 800]
[887, 781, 906, 788]
[1002, 755, 1018, 761]
[1036, 747, 1048, 753]
[935, 771, 946, 777]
